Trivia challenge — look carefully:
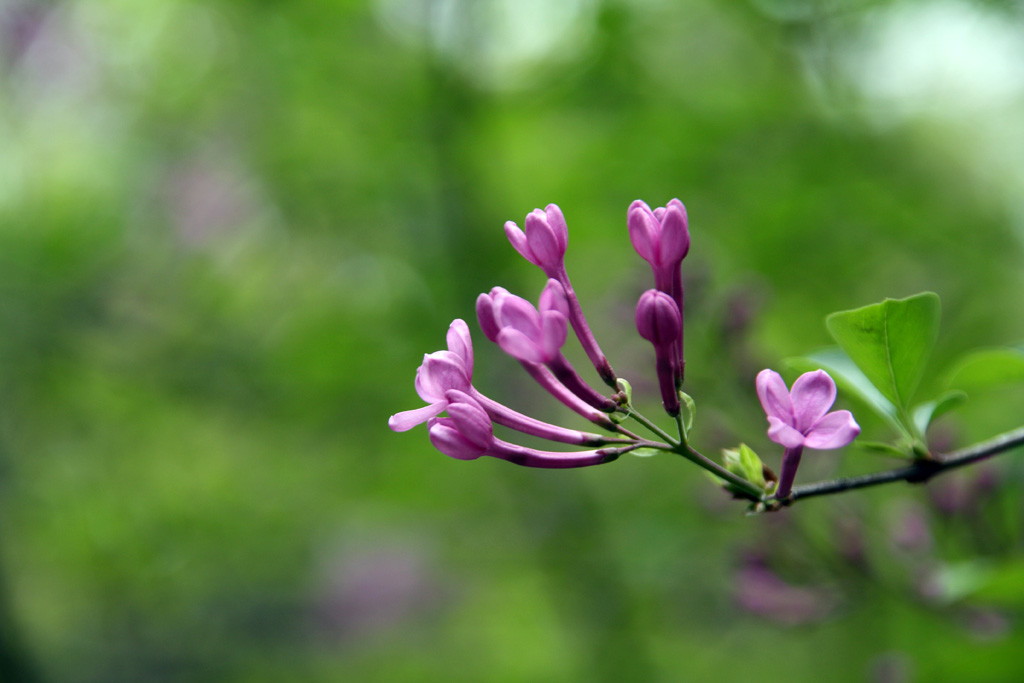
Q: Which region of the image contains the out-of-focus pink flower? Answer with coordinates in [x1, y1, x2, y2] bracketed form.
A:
[734, 559, 837, 626]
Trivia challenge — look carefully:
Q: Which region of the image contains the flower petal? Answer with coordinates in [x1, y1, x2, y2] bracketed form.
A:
[804, 410, 860, 450]
[539, 279, 569, 318]
[544, 204, 569, 254]
[524, 209, 563, 270]
[476, 292, 500, 343]
[504, 221, 540, 267]
[658, 202, 690, 264]
[388, 402, 446, 432]
[446, 319, 474, 378]
[790, 370, 837, 432]
[496, 328, 545, 364]
[415, 351, 470, 402]
[444, 390, 493, 449]
[767, 416, 806, 448]
[428, 417, 485, 460]
[540, 310, 568, 360]
[494, 292, 541, 339]
[628, 205, 660, 264]
[756, 369, 794, 425]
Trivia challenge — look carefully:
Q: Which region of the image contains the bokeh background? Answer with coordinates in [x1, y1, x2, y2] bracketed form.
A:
[2, 0, 1024, 680]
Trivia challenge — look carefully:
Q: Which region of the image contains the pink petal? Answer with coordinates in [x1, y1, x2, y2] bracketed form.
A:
[525, 209, 563, 269]
[804, 410, 860, 450]
[494, 293, 541, 339]
[658, 203, 690, 264]
[415, 351, 469, 402]
[496, 328, 545, 364]
[428, 418, 485, 460]
[446, 319, 474, 378]
[539, 279, 569, 318]
[767, 416, 806, 449]
[504, 221, 540, 267]
[388, 402, 445, 432]
[444, 390, 493, 449]
[476, 292, 500, 342]
[543, 204, 569, 254]
[540, 311, 568, 360]
[628, 206, 660, 264]
[628, 199, 653, 214]
[790, 370, 837, 432]
[756, 369, 794, 425]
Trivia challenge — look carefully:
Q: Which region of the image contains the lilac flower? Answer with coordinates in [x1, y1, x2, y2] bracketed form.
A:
[389, 320, 615, 445]
[486, 280, 616, 413]
[504, 205, 568, 277]
[504, 204, 616, 386]
[756, 369, 860, 498]
[477, 287, 621, 431]
[629, 199, 690, 385]
[428, 391, 633, 468]
[387, 321, 474, 432]
[635, 290, 682, 416]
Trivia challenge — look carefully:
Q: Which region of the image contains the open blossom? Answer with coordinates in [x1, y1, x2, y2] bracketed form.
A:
[387, 320, 474, 432]
[757, 369, 860, 498]
[756, 370, 860, 450]
[428, 391, 632, 468]
[389, 319, 614, 445]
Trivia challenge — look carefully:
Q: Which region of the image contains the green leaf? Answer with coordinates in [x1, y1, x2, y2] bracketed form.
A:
[825, 292, 941, 411]
[679, 390, 696, 434]
[629, 447, 662, 458]
[856, 440, 913, 458]
[945, 346, 1024, 392]
[786, 348, 901, 431]
[912, 390, 967, 435]
[722, 444, 767, 490]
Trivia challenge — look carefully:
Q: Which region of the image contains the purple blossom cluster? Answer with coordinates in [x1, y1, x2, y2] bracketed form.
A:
[389, 199, 859, 498]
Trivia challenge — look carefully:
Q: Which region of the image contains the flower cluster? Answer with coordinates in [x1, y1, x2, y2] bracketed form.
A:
[389, 199, 859, 503]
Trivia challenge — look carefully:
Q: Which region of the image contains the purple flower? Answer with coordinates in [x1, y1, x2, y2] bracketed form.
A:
[388, 320, 474, 432]
[390, 319, 615, 445]
[628, 199, 690, 281]
[428, 391, 632, 468]
[477, 287, 622, 431]
[504, 204, 616, 386]
[629, 199, 689, 385]
[635, 290, 682, 416]
[504, 205, 568, 278]
[487, 280, 616, 413]
[756, 369, 860, 498]
[756, 370, 860, 450]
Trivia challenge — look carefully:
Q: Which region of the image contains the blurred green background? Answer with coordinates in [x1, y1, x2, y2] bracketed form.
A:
[2, 0, 1024, 680]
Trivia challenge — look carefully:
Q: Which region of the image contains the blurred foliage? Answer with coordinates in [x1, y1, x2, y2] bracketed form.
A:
[0, 0, 1024, 681]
